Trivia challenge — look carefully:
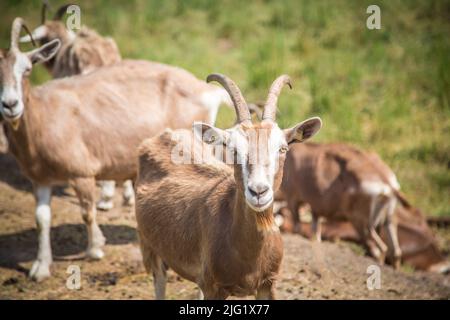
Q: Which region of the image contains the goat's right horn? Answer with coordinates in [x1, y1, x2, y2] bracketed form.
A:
[206, 73, 251, 124]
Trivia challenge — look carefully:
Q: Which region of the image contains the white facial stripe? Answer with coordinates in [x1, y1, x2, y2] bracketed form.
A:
[229, 125, 289, 212]
[0, 53, 28, 119]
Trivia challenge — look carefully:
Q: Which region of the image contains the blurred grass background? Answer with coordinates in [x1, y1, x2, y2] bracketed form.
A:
[0, 0, 449, 216]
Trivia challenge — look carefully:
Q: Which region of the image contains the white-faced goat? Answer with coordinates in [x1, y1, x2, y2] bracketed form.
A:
[0, 18, 232, 282]
[135, 74, 322, 299]
[20, 3, 132, 210]
[280, 142, 403, 268]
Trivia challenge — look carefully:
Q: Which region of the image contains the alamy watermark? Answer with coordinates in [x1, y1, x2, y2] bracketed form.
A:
[366, 264, 381, 290]
[65, 5, 81, 31]
[366, 5, 381, 30]
[169, 125, 284, 173]
[66, 264, 81, 290]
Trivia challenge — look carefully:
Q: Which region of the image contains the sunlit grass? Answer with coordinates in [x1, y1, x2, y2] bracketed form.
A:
[0, 0, 448, 216]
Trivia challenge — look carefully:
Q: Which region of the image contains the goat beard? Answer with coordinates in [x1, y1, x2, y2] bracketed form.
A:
[256, 211, 278, 233]
[11, 118, 20, 131]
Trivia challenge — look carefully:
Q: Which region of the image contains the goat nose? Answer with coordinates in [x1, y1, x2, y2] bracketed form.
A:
[2, 99, 18, 110]
[248, 183, 270, 198]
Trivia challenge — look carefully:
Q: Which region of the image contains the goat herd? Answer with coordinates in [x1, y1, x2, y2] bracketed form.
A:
[0, 4, 448, 300]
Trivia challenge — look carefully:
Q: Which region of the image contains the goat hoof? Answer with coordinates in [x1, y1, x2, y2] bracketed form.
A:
[86, 247, 105, 260]
[29, 260, 51, 282]
[96, 200, 114, 211]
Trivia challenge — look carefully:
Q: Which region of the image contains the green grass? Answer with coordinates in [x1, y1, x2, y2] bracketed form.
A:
[0, 0, 449, 216]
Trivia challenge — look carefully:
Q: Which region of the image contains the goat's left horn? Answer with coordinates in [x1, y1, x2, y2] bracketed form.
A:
[11, 18, 36, 50]
[262, 75, 292, 121]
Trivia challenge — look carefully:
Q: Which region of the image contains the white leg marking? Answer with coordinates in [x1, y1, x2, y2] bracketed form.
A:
[29, 186, 52, 281]
[122, 180, 135, 206]
[85, 205, 106, 260]
[97, 180, 115, 211]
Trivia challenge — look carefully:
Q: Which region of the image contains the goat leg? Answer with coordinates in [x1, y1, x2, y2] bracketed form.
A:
[70, 177, 105, 260]
[29, 185, 52, 282]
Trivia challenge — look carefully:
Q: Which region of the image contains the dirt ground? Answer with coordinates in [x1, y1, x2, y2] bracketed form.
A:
[1, 152, 449, 300]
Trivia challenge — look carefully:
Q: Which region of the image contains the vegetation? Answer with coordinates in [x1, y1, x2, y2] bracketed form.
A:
[1, 0, 448, 216]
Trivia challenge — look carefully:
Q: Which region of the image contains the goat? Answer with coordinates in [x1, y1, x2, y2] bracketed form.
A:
[0, 18, 232, 282]
[276, 201, 449, 272]
[279, 142, 403, 268]
[20, 3, 121, 78]
[20, 3, 131, 210]
[135, 74, 322, 299]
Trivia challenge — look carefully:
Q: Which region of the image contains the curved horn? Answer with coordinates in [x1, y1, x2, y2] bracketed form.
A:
[53, 4, 73, 20]
[262, 75, 292, 121]
[41, 0, 50, 24]
[11, 18, 36, 50]
[206, 73, 251, 123]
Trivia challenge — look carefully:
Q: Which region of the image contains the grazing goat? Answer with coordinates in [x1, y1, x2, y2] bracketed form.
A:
[280, 142, 403, 268]
[0, 18, 232, 281]
[135, 74, 322, 299]
[20, 3, 131, 210]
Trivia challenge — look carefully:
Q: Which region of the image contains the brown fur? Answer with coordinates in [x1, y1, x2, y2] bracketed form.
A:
[3, 60, 222, 184]
[1, 42, 229, 281]
[277, 204, 447, 271]
[38, 22, 121, 77]
[136, 127, 284, 299]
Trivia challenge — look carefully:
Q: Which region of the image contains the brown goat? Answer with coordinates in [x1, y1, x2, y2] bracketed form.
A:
[276, 202, 449, 272]
[0, 18, 232, 282]
[20, 4, 121, 78]
[280, 142, 403, 269]
[135, 74, 322, 299]
[20, 3, 126, 209]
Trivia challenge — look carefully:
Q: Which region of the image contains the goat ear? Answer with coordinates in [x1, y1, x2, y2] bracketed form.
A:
[27, 39, 61, 65]
[284, 117, 322, 144]
[193, 122, 229, 145]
